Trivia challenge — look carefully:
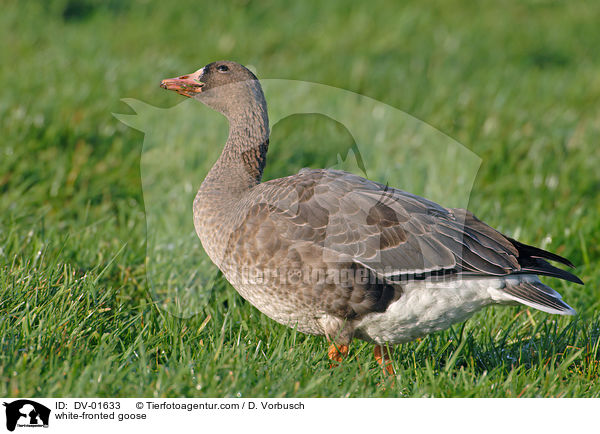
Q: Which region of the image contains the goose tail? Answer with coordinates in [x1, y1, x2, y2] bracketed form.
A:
[502, 279, 576, 315]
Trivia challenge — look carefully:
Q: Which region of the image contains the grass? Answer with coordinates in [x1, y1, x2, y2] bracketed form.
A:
[1, 0, 599, 397]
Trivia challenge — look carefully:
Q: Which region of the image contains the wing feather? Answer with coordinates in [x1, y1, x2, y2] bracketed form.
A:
[238, 168, 581, 283]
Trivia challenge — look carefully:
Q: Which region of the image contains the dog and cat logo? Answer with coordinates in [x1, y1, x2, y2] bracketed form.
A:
[3, 400, 50, 431]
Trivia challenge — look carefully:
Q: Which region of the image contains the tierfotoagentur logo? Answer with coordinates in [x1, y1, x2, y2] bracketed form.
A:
[3, 400, 50, 432]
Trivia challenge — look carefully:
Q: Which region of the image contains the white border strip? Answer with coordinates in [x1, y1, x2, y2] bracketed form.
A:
[0, 397, 591, 434]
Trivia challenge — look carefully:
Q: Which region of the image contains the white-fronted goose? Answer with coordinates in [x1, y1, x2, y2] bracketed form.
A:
[160, 61, 582, 373]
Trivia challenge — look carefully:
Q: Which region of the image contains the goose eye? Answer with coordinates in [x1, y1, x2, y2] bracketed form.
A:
[217, 65, 229, 72]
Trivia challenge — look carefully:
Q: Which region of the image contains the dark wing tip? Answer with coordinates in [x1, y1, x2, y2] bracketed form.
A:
[508, 237, 576, 268]
[520, 259, 584, 285]
[506, 237, 583, 284]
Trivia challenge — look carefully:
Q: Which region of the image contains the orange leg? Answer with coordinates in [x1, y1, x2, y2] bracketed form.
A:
[328, 343, 349, 366]
[374, 345, 395, 375]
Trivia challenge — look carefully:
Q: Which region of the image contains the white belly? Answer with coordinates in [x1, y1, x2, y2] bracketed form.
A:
[354, 277, 513, 344]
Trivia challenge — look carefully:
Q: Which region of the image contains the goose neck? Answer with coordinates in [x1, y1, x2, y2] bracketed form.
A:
[202, 107, 270, 194]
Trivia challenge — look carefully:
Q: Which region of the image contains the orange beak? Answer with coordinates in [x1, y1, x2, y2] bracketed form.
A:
[160, 68, 204, 97]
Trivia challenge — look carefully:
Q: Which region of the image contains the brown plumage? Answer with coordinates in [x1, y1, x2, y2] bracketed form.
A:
[161, 61, 582, 373]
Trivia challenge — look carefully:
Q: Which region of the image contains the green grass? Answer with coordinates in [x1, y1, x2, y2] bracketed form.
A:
[1, 0, 600, 397]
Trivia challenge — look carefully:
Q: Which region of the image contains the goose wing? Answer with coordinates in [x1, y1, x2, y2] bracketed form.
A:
[236, 169, 580, 283]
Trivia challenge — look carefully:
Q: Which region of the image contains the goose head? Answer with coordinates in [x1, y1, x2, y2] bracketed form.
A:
[160, 60, 266, 119]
